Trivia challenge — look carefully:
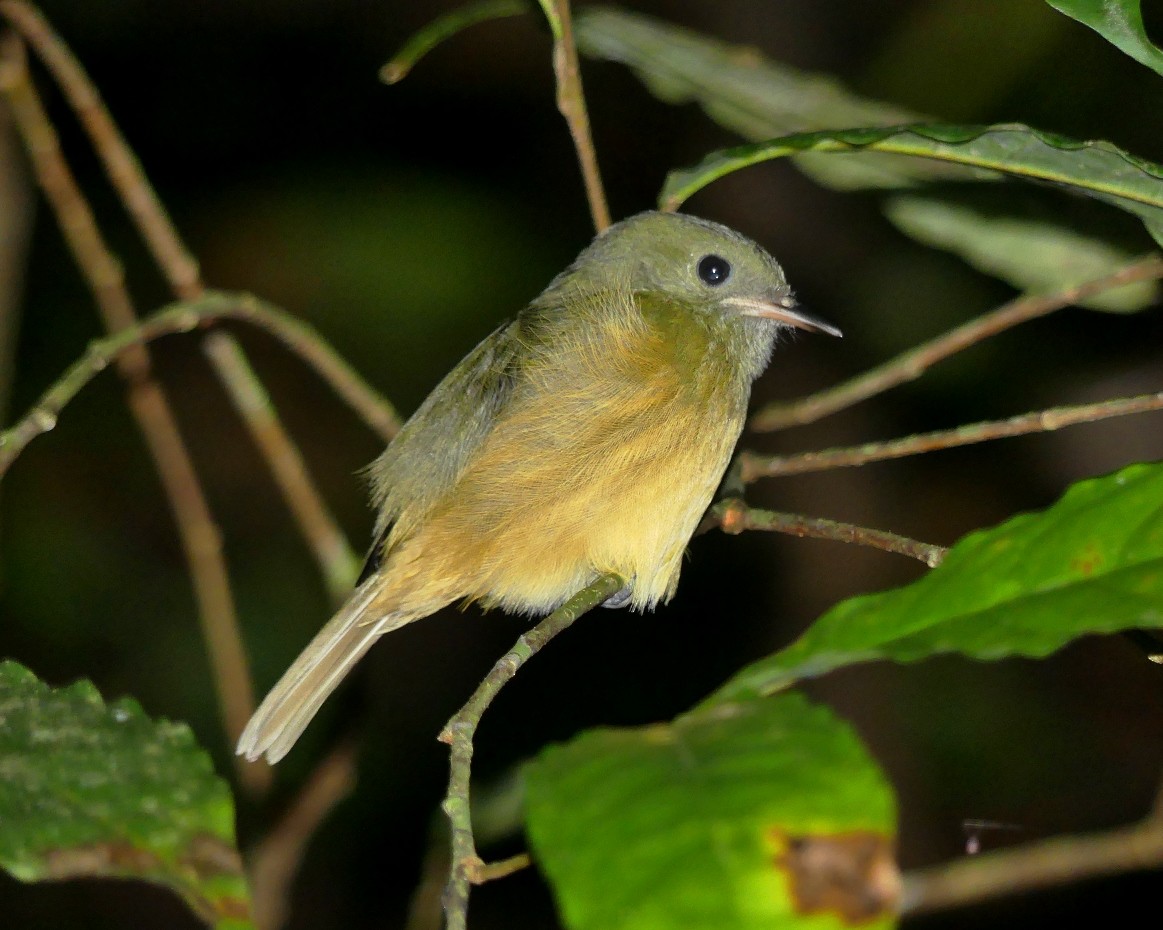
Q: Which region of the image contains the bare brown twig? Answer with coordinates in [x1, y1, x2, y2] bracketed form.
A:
[0, 0, 201, 299]
[0, 94, 33, 428]
[750, 255, 1163, 432]
[709, 499, 946, 566]
[900, 811, 1163, 916]
[541, 0, 610, 232]
[248, 741, 359, 930]
[0, 32, 269, 794]
[741, 391, 1163, 481]
[204, 332, 363, 603]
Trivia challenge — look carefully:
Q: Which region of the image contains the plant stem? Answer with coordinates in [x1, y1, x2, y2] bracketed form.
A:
[741, 391, 1163, 481]
[439, 573, 623, 930]
[0, 32, 268, 794]
[0, 0, 202, 298]
[248, 741, 359, 930]
[900, 813, 1163, 916]
[750, 255, 1163, 432]
[0, 291, 397, 473]
[543, 0, 610, 232]
[204, 332, 363, 603]
[709, 499, 946, 566]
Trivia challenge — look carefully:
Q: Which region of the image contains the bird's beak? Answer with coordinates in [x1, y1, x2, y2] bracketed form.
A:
[723, 294, 842, 338]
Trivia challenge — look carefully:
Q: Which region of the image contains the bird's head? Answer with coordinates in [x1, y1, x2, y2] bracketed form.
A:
[550, 211, 840, 381]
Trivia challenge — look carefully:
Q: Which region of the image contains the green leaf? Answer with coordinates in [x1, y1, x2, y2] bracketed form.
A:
[662, 124, 1163, 243]
[525, 692, 899, 930]
[575, 5, 946, 191]
[1047, 0, 1163, 76]
[380, 0, 531, 84]
[0, 661, 252, 929]
[577, 8, 1158, 305]
[883, 191, 1159, 311]
[709, 461, 1163, 707]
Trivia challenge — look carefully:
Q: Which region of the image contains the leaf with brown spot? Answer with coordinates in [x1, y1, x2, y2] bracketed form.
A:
[772, 830, 900, 924]
[525, 692, 897, 930]
[0, 661, 253, 929]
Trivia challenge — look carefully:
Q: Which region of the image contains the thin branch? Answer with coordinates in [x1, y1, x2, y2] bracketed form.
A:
[2, 301, 205, 475]
[380, 0, 528, 85]
[1, 290, 392, 473]
[0, 33, 269, 794]
[708, 499, 946, 567]
[741, 391, 1163, 481]
[541, 0, 610, 232]
[0, 92, 33, 427]
[203, 332, 362, 604]
[476, 853, 531, 882]
[1, 0, 393, 640]
[248, 741, 359, 930]
[900, 813, 1163, 916]
[439, 573, 624, 930]
[0, 0, 201, 299]
[750, 255, 1163, 432]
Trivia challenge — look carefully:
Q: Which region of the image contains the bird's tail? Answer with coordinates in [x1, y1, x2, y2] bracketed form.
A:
[236, 576, 419, 764]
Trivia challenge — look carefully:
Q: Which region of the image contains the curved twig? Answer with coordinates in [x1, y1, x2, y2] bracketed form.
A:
[0, 292, 399, 477]
[439, 573, 623, 930]
[540, 0, 610, 232]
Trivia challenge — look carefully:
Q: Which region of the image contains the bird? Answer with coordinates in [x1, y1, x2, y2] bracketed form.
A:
[237, 210, 840, 764]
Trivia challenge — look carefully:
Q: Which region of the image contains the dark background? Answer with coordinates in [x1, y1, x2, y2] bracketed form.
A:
[2, 1, 1163, 927]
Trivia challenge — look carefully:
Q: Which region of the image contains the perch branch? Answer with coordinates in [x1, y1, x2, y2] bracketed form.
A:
[751, 255, 1163, 432]
[708, 499, 946, 567]
[439, 573, 624, 930]
[741, 391, 1163, 481]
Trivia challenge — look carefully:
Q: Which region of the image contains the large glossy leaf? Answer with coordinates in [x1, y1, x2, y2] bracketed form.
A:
[661, 124, 1163, 245]
[525, 691, 899, 930]
[577, 8, 1158, 309]
[0, 661, 252, 929]
[1047, 0, 1163, 76]
[708, 461, 1163, 706]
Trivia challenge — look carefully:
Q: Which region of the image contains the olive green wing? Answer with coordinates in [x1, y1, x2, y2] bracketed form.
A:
[359, 319, 524, 578]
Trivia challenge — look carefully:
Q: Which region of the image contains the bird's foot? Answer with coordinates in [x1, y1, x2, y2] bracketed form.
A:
[602, 585, 633, 609]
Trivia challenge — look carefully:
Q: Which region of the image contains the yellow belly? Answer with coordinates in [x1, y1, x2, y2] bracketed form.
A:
[377, 296, 749, 616]
[383, 369, 744, 615]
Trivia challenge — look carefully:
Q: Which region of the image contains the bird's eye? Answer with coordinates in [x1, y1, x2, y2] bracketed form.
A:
[697, 254, 731, 286]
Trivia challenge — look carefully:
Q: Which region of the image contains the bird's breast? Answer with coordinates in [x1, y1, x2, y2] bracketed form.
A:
[399, 310, 752, 613]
